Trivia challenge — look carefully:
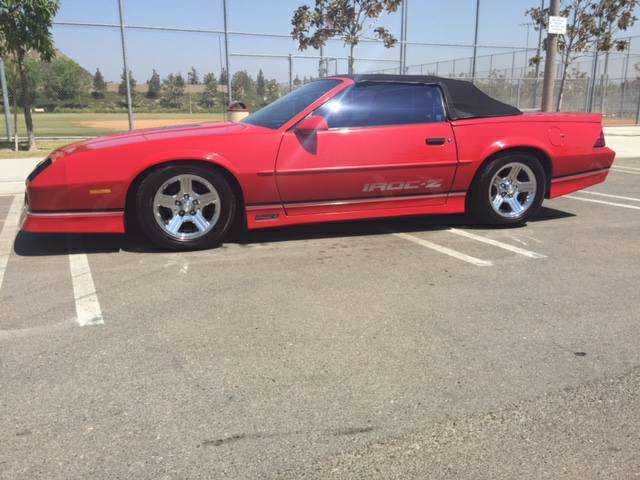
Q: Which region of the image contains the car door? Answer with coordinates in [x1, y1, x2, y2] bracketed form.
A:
[275, 82, 458, 215]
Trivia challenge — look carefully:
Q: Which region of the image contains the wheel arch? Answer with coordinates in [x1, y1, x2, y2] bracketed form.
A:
[124, 159, 246, 233]
[471, 146, 553, 199]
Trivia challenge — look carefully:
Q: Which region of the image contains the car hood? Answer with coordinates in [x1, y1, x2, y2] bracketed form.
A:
[51, 121, 263, 160]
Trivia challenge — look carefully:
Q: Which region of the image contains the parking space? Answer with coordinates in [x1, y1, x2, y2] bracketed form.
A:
[1, 162, 640, 478]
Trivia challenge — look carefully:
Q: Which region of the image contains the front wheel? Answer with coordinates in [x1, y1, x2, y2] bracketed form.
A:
[468, 154, 546, 226]
[135, 164, 236, 250]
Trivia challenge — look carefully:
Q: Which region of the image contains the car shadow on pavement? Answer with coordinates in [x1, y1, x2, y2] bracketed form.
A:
[13, 206, 574, 257]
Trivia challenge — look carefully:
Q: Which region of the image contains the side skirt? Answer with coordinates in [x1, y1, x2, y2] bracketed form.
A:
[245, 193, 467, 230]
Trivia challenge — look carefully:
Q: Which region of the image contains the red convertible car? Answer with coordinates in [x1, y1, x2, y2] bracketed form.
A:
[22, 74, 615, 250]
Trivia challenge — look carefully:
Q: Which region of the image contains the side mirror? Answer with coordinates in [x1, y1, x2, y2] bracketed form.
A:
[295, 115, 328, 134]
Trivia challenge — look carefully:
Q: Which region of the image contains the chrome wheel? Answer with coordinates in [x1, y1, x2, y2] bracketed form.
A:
[153, 174, 221, 240]
[489, 162, 537, 219]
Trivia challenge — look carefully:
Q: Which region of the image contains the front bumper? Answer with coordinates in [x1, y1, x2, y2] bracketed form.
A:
[20, 204, 125, 234]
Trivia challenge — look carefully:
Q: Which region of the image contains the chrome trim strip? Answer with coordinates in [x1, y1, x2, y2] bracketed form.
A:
[246, 204, 282, 211]
[551, 167, 609, 183]
[26, 210, 123, 218]
[284, 193, 451, 209]
[276, 161, 460, 175]
[247, 191, 467, 211]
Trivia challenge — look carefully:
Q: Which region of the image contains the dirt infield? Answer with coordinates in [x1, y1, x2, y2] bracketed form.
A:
[76, 117, 223, 131]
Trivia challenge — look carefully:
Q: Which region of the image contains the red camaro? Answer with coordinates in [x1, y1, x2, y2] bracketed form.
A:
[22, 74, 615, 250]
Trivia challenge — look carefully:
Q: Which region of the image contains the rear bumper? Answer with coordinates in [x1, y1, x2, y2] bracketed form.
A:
[549, 167, 610, 198]
[20, 206, 125, 234]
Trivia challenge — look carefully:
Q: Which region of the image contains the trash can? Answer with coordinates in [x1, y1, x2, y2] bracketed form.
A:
[228, 101, 250, 122]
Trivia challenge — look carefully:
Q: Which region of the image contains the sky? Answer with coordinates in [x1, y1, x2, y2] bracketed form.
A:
[51, 0, 640, 83]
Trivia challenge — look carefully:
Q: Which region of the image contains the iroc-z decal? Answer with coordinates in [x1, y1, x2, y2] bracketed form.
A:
[362, 179, 443, 193]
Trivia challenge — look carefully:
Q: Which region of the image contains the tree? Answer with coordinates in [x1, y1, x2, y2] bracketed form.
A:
[187, 66, 199, 85]
[265, 79, 281, 104]
[0, 0, 60, 150]
[219, 68, 228, 85]
[199, 72, 218, 110]
[231, 70, 256, 101]
[147, 69, 161, 99]
[118, 68, 136, 96]
[256, 68, 266, 100]
[527, 0, 638, 111]
[161, 73, 186, 109]
[92, 68, 106, 98]
[43, 57, 87, 100]
[291, 0, 401, 74]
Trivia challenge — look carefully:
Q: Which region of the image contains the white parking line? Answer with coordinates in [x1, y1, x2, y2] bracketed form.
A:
[565, 195, 640, 210]
[611, 167, 640, 175]
[581, 191, 640, 203]
[612, 164, 640, 172]
[392, 232, 493, 267]
[0, 195, 22, 290]
[68, 251, 104, 326]
[448, 228, 546, 259]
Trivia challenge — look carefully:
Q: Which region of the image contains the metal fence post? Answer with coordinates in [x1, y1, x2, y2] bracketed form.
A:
[599, 50, 610, 114]
[223, 0, 232, 106]
[510, 51, 516, 104]
[471, 0, 480, 81]
[635, 82, 640, 124]
[619, 38, 631, 119]
[288, 54, 293, 92]
[0, 58, 13, 143]
[117, 0, 134, 131]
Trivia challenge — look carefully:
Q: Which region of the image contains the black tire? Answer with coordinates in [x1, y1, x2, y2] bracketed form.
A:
[135, 163, 236, 250]
[467, 153, 546, 226]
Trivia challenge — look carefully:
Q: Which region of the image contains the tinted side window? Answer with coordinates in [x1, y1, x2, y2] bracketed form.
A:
[314, 83, 446, 128]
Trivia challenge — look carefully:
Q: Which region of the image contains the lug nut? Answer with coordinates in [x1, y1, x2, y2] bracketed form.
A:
[179, 210, 185, 216]
[190, 210, 196, 215]
[175, 200, 182, 206]
[193, 199, 199, 206]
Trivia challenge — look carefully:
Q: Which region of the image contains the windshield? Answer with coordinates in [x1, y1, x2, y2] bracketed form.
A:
[242, 79, 341, 129]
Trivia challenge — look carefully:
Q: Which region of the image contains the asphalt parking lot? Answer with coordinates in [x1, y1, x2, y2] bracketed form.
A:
[1, 160, 640, 479]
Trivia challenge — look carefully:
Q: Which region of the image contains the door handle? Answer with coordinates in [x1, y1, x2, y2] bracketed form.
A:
[426, 138, 446, 146]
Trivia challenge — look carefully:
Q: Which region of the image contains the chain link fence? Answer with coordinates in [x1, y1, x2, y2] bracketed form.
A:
[2, 0, 640, 144]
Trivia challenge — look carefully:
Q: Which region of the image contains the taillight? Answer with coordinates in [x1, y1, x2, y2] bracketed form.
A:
[594, 130, 606, 148]
[26, 158, 52, 182]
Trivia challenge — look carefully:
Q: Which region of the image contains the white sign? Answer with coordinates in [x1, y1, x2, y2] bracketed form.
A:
[548, 16, 568, 35]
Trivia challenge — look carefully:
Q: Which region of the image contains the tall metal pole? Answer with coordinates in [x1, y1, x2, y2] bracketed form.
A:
[319, 45, 324, 78]
[288, 54, 293, 92]
[471, 0, 480, 81]
[541, 0, 560, 112]
[117, 0, 134, 130]
[399, 0, 408, 74]
[532, 0, 545, 107]
[619, 38, 631, 119]
[587, 51, 599, 112]
[0, 58, 13, 143]
[222, 0, 232, 105]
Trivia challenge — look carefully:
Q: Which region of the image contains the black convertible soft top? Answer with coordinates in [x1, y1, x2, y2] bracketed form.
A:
[341, 74, 522, 121]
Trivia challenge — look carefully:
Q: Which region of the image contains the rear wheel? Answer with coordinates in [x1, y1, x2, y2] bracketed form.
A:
[468, 153, 545, 226]
[135, 164, 236, 250]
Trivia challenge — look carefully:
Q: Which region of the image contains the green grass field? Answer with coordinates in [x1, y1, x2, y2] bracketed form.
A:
[0, 112, 225, 159]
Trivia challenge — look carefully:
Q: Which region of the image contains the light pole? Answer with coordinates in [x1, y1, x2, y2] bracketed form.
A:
[541, 0, 560, 112]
